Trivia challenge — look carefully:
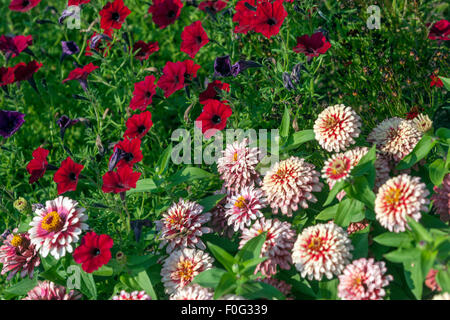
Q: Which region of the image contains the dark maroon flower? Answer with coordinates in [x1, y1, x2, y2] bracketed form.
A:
[198, 0, 228, 14]
[13, 61, 42, 82]
[157, 61, 186, 98]
[26, 147, 49, 184]
[293, 31, 331, 57]
[73, 231, 113, 273]
[0, 67, 15, 86]
[124, 111, 153, 139]
[233, 0, 257, 35]
[99, 0, 131, 30]
[56, 115, 80, 140]
[195, 100, 232, 139]
[133, 40, 159, 61]
[129, 75, 156, 111]
[68, 0, 91, 5]
[428, 19, 450, 41]
[148, 0, 183, 29]
[430, 75, 444, 88]
[214, 55, 261, 77]
[183, 59, 201, 80]
[62, 63, 98, 92]
[102, 165, 141, 194]
[0, 110, 25, 138]
[53, 156, 84, 195]
[9, 0, 41, 12]
[199, 80, 230, 104]
[180, 20, 209, 59]
[86, 29, 113, 57]
[0, 35, 33, 60]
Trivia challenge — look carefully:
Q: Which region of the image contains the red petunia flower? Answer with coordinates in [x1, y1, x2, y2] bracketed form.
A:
[62, 63, 98, 91]
[0, 35, 32, 59]
[183, 60, 201, 80]
[68, 0, 91, 5]
[293, 31, 331, 57]
[0, 67, 15, 86]
[26, 147, 49, 184]
[199, 0, 228, 13]
[111, 138, 143, 168]
[157, 61, 186, 98]
[180, 20, 209, 59]
[251, 0, 287, 39]
[428, 19, 450, 41]
[53, 157, 84, 195]
[86, 29, 114, 57]
[199, 80, 230, 104]
[430, 75, 444, 88]
[73, 231, 113, 273]
[124, 111, 153, 139]
[9, 0, 41, 12]
[13, 61, 42, 82]
[99, 0, 131, 31]
[102, 165, 141, 194]
[148, 0, 183, 29]
[195, 100, 232, 139]
[233, 0, 258, 35]
[133, 40, 159, 61]
[129, 75, 157, 111]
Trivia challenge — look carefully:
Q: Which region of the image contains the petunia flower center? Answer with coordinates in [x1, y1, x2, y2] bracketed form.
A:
[11, 234, 23, 247]
[384, 187, 402, 205]
[308, 237, 323, 251]
[124, 152, 134, 162]
[111, 12, 120, 21]
[211, 115, 221, 124]
[196, 36, 203, 44]
[138, 125, 146, 134]
[234, 196, 248, 209]
[69, 172, 77, 181]
[267, 18, 277, 26]
[22, 0, 30, 7]
[175, 260, 194, 282]
[91, 248, 101, 256]
[41, 211, 64, 233]
[167, 10, 175, 18]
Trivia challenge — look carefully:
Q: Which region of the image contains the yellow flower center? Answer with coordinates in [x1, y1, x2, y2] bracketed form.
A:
[234, 196, 247, 209]
[11, 235, 23, 247]
[330, 158, 347, 175]
[308, 237, 323, 251]
[233, 152, 238, 162]
[324, 116, 338, 129]
[176, 260, 194, 282]
[384, 188, 402, 205]
[41, 211, 63, 233]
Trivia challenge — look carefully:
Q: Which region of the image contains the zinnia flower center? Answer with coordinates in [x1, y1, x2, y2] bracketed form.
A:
[384, 187, 402, 205]
[11, 234, 23, 247]
[330, 158, 349, 176]
[308, 237, 323, 251]
[234, 196, 248, 209]
[212, 115, 221, 124]
[41, 211, 64, 233]
[324, 116, 339, 130]
[175, 260, 194, 282]
[233, 152, 238, 162]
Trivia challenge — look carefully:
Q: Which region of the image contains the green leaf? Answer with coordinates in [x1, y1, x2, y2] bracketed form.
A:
[396, 134, 437, 170]
[4, 277, 38, 297]
[235, 232, 267, 263]
[429, 159, 447, 186]
[240, 257, 268, 276]
[289, 275, 316, 299]
[334, 198, 365, 227]
[127, 178, 158, 194]
[436, 127, 450, 143]
[214, 272, 237, 299]
[373, 232, 412, 247]
[436, 268, 450, 292]
[198, 193, 226, 213]
[80, 268, 97, 300]
[315, 203, 339, 221]
[345, 176, 376, 210]
[207, 242, 236, 272]
[439, 76, 450, 91]
[92, 265, 114, 277]
[280, 106, 290, 139]
[384, 248, 420, 263]
[323, 180, 349, 207]
[281, 130, 315, 152]
[318, 278, 338, 300]
[134, 270, 158, 300]
[240, 281, 285, 300]
[351, 145, 376, 179]
[155, 144, 173, 176]
[403, 260, 423, 300]
[168, 167, 213, 185]
[406, 217, 433, 243]
[17, 216, 32, 232]
[350, 226, 370, 259]
[192, 268, 227, 288]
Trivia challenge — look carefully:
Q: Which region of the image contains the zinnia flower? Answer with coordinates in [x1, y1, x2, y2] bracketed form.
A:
[53, 157, 84, 195]
[148, 0, 183, 29]
[129, 75, 157, 111]
[102, 165, 141, 194]
[208, 190, 235, 238]
[112, 290, 151, 300]
[29, 196, 88, 259]
[292, 222, 353, 281]
[251, 0, 287, 39]
[156, 198, 211, 253]
[0, 230, 40, 280]
[9, 0, 41, 12]
[425, 269, 441, 292]
[23, 281, 81, 300]
[0, 110, 25, 138]
[26, 147, 49, 184]
[217, 138, 260, 193]
[99, 0, 131, 30]
[133, 40, 159, 61]
[262, 156, 322, 216]
[368, 117, 421, 162]
[337, 258, 393, 300]
[293, 31, 331, 57]
[374, 151, 391, 192]
[124, 111, 153, 139]
[157, 61, 186, 98]
[240, 218, 296, 276]
[346, 219, 370, 235]
[433, 292, 450, 300]
[431, 173, 450, 222]
[160, 248, 213, 295]
[180, 20, 209, 59]
[224, 186, 265, 231]
[258, 277, 292, 297]
[428, 19, 450, 41]
[375, 174, 430, 233]
[170, 284, 213, 300]
[195, 100, 232, 139]
[411, 113, 432, 133]
[73, 231, 113, 273]
[313, 104, 361, 153]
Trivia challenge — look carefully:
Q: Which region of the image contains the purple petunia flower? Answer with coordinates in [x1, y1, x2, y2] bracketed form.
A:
[0, 110, 25, 138]
[214, 55, 262, 77]
[56, 115, 80, 140]
[61, 41, 80, 62]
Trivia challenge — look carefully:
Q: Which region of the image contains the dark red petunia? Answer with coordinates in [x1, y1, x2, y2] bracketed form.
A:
[148, 0, 183, 29]
[68, 0, 91, 5]
[124, 111, 153, 139]
[26, 147, 49, 184]
[198, 0, 228, 14]
[430, 75, 444, 88]
[195, 100, 232, 139]
[73, 231, 113, 273]
[199, 80, 230, 104]
[111, 138, 143, 168]
[233, 0, 258, 35]
[180, 20, 209, 59]
[102, 165, 141, 193]
[99, 0, 131, 31]
[293, 31, 331, 57]
[133, 40, 159, 61]
[428, 19, 450, 41]
[86, 29, 114, 57]
[0, 35, 32, 58]
[9, 0, 41, 12]
[129, 75, 156, 111]
[251, 0, 287, 39]
[13, 61, 42, 82]
[0, 67, 15, 86]
[62, 63, 98, 91]
[53, 157, 84, 195]
[183, 60, 201, 80]
[157, 61, 186, 98]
